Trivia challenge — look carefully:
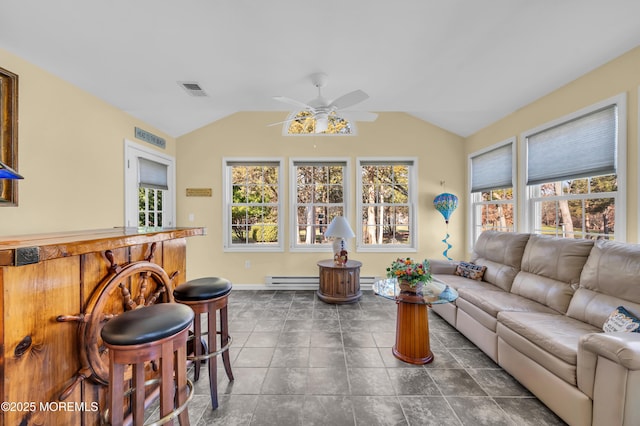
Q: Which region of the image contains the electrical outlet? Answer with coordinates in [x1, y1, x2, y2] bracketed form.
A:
[245, 260, 251, 269]
[188, 213, 195, 222]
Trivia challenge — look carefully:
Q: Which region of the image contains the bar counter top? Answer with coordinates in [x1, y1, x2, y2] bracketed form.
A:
[0, 227, 205, 266]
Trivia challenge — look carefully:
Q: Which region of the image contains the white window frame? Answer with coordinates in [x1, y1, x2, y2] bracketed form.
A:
[468, 137, 516, 249]
[222, 157, 284, 252]
[519, 93, 627, 241]
[356, 157, 418, 252]
[124, 139, 175, 228]
[289, 157, 350, 252]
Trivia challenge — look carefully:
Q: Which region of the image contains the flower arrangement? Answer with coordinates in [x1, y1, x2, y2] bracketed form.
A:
[386, 257, 432, 287]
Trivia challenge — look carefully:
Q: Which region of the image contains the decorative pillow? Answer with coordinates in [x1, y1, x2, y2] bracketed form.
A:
[602, 306, 640, 333]
[454, 261, 487, 281]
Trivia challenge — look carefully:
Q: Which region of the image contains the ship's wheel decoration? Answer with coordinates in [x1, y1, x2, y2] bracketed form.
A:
[433, 192, 458, 260]
[56, 243, 178, 400]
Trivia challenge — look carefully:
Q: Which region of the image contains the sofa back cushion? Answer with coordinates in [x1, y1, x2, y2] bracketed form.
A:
[511, 235, 594, 313]
[470, 231, 530, 291]
[567, 240, 640, 328]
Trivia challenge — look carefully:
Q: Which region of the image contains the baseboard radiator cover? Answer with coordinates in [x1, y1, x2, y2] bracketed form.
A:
[265, 275, 380, 290]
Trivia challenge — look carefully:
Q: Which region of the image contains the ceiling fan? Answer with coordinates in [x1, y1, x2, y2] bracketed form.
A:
[271, 73, 377, 133]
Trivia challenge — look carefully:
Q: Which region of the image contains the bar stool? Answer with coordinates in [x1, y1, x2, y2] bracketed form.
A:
[173, 277, 234, 410]
[101, 303, 195, 426]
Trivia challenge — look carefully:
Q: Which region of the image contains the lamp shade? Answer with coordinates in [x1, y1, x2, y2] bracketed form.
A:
[324, 216, 355, 239]
[0, 160, 23, 179]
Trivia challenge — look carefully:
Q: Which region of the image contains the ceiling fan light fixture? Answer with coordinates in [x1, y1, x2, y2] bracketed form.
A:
[315, 113, 329, 133]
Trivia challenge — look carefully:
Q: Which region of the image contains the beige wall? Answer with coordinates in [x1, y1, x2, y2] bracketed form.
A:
[465, 45, 640, 249]
[0, 48, 176, 235]
[176, 112, 466, 283]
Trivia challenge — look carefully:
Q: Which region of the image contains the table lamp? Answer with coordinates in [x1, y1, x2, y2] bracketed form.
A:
[324, 216, 355, 266]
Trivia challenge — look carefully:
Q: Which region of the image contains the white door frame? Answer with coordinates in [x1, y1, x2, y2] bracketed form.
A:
[124, 139, 176, 228]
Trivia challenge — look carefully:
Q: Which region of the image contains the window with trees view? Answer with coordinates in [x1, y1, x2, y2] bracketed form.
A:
[291, 160, 348, 250]
[469, 140, 515, 243]
[223, 159, 282, 251]
[529, 176, 616, 239]
[286, 111, 353, 135]
[523, 94, 626, 240]
[357, 159, 416, 251]
[139, 188, 163, 227]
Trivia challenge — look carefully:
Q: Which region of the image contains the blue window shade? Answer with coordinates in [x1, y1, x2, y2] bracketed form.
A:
[526, 105, 617, 186]
[138, 157, 168, 190]
[471, 143, 513, 193]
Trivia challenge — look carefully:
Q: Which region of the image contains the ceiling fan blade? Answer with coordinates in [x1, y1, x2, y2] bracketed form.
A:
[340, 111, 378, 122]
[329, 89, 369, 110]
[273, 96, 315, 111]
[267, 113, 316, 127]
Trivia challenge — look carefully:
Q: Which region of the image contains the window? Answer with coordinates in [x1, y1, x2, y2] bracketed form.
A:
[469, 139, 516, 244]
[124, 140, 175, 229]
[286, 111, 354, 135]
[357, 158, 417, 251]
[522, 94, 626, 240]
[223, 159, 283, 251]
[138, 157, 168, 228]
[290, 159, 349, 251]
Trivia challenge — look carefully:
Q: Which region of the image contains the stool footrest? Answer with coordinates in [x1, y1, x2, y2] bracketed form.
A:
[187, 333, 233, 362]
[102, 378, 194, 426]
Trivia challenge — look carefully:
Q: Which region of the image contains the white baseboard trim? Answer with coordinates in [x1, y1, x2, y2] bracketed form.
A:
[230, 283, 374, 291]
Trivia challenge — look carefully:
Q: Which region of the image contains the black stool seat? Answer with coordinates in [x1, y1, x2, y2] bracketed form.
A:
[173, 277, 232, 301]
[101, 303, 194, 346]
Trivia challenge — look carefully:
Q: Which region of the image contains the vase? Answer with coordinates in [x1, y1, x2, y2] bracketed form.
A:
[399, 280, 423, 294]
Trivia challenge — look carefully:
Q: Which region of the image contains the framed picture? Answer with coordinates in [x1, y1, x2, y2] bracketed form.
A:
[0, 66, 19, 206]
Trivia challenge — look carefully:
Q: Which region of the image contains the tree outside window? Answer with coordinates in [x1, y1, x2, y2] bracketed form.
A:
[531, 174, 616, 239]
[225, 161, 281, 249]
[358, 160, 415, 250]
[292, 161, 347, 249]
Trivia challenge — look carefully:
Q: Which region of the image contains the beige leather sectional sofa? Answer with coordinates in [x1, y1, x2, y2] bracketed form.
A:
[429, 231, 640, 426]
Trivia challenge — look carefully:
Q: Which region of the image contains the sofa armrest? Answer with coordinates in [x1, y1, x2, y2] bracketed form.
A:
[577, 332, 640, 425]
[429, 259, 459, 275]
[581, 332, 640, 370]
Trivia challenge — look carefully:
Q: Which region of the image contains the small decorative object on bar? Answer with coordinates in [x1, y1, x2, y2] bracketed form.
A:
[0, 160, 23, 180]
[433, 188, 458, 260]
[324, 216, 355, 266]
[386, 257, 432, 295]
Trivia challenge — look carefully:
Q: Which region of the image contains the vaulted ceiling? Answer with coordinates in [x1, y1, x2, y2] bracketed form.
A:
[2, 1, 640, 138]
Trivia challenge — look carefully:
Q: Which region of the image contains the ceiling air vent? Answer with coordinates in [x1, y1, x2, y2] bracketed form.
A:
[178, 81, 208, 97]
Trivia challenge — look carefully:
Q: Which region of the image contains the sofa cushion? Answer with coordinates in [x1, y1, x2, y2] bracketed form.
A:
[454, 261, 486, 280]
[458, 287, 557, 320]
[497, 311, 601, 385]
[510, 235, 594, 314]
[602, 306, 640, 333]
[470, 231, 530, 292]
[568, 240, 640, 328]
[579, 240, 640, 302]
[520, 234, 594, 285]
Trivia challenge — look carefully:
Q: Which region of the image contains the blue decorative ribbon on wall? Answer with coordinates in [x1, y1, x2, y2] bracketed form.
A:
[433, 192, 458, 260]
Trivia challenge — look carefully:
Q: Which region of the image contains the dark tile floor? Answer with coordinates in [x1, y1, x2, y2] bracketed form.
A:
[148, 289, 567, 425]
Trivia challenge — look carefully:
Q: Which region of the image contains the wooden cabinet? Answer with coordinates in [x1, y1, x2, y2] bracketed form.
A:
[316, 259, 362, 304]
[0, 227, 204, 426]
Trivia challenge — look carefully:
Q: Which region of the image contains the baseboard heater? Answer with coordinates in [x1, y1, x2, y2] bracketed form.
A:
[265, 275, 379, 290]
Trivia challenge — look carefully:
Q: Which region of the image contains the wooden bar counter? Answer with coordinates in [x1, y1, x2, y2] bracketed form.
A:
[0, 227, 204, 426]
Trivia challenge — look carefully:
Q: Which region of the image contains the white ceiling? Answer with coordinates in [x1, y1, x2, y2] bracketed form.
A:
[2, 1, 640, 138]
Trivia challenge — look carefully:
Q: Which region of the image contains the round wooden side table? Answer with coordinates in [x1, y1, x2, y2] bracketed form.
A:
[316, 259, 362, 304]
